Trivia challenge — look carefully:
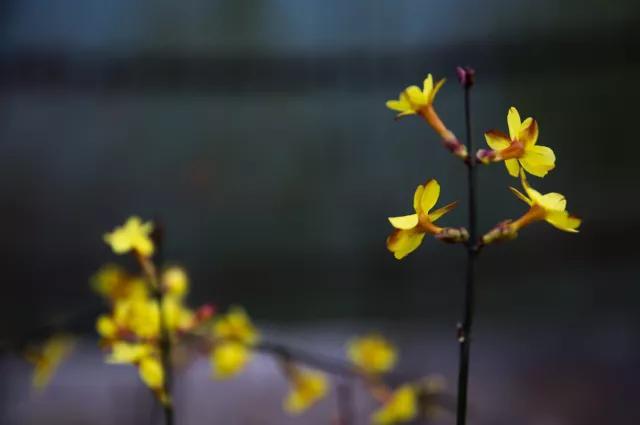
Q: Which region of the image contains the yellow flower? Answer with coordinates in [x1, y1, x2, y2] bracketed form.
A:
[347, 334, 397, 375]
[386, 74, 455, 140]
[26, 335, 75, 390]
[484, 107, 555, 177]
[112, 297, 160, 339]
[386, 74, 445, 118]
[372, 385, 418, 425]
[104, 216, 155, 257]
[91, 264, 147, 301]
[138, 356, 169, 404]
[162, 266, 189, 298]
[162, 296, 195, 333]
[387, 179, 458, 259]
[106, 342, 155, 364]
[284, 368, 328, 414]
[213, 306, 259, 345]
[138, 355, 164, 390]
[96, 314, 118, 339]
[508, 172, 581, 233]
[210, 341, 251, 379]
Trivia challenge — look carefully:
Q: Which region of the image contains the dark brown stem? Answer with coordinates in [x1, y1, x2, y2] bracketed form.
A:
[149, 225, 174, 425]
[456, 66, 477, 425]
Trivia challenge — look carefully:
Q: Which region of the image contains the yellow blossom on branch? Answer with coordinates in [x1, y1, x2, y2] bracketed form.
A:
[104, 216, 155, 257]
[210, 341, 251, 379]
[105, 342, 167, 402]
[347, 333, 397, 375]
[91, 264, 147, 301]
[162, 266, 189, 298]
[210, 307, 259, 379]
[481, 107, 555, 177]
[483, 173, 581, 244]
[386, 74, 445, 119]
[508, 172, 581, 233]
[283, 368, 328, 414]
[138, 356, 168, 403]
[386, 75, 467, 159]
[372, 384, 418, 425]
[25, 334, 75, 390]
[106, 341, 156, 364]
[387, 179, 462, 259]
[213, 306, 259, 345]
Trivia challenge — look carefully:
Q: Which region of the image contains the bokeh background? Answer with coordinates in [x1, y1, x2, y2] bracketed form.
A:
[1, 1, 639, 424]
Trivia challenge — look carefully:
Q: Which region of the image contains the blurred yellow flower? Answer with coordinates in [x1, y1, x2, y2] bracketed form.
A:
[284, 368, 328, 414]
[96, 314, 118, 339]
[113, 297, 160, 339]
[210, 341, 251, 379]
[139, 356, 164, 391]
[91, 264, 147, 301]
[508, 172, 581, 233]
[162, 296, 195, 333]
[386, 74, 445, 118]
[162, 266, 189, 298]
[106, 342, 155, 364]
[387, 179, 458, 259]
[483, 107, 555, 177]
[213, 306, 259, 345]
[347, 334, 397, 374]
[26, 334, 75, 390]
[372, 385, 418, 425]
[104, 216, 154, 257]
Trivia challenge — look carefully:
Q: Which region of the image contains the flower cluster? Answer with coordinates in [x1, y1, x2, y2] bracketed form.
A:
[25, 334, 75, 390]
[346, 334, 446, 424]
[385, 73, 580, 258]
[98, 217, 213, 404]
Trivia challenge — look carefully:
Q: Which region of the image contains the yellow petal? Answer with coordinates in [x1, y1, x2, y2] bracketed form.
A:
[347, 334, 397, 374]
[427, 201, 458, 222]
[540, 192, 566, 211]
[386, 229, 426, 260]
[429, 78, 446, 103]
[546, 210, 581, 233]
[520, 172, 545, 204]
[518, 118, 539, 147]
[211, 342, 251, 379]
[509, 187, 532, 206]
[284, 370, 328, 414]
[388, 214, 419, 230]
[96, 315, 117, 339]
[520, 145, 555, 177]
[484, 130, 511, 151]
[386, 95, 411, 113]
[422, 74, 433, 97]
[405, 86, 427, 106]
[505, 158, 520, 177]
[372, 385, 418, 425]
[139, 357, 164, 390]
[507, 107, 521, 140]
[420, 179, 440, 214]
[413, 185, 424, 212]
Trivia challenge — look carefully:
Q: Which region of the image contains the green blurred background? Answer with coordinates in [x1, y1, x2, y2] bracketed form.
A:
[0, 1, 638, 424]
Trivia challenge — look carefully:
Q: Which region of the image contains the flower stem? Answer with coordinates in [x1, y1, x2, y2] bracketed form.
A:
[148, 225, 174, 425]
[456, 67, 477, 425]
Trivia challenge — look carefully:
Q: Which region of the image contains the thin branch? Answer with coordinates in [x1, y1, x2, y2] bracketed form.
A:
[147, 224, 175, 425]
[455, 66, 477, 425]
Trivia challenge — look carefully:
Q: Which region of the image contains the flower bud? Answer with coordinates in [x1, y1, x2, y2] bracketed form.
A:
[475, 149, 497, 164]
[456, 66, 475, 88]
[481, 220, 517, 245]
[435, 227, 469, 244]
